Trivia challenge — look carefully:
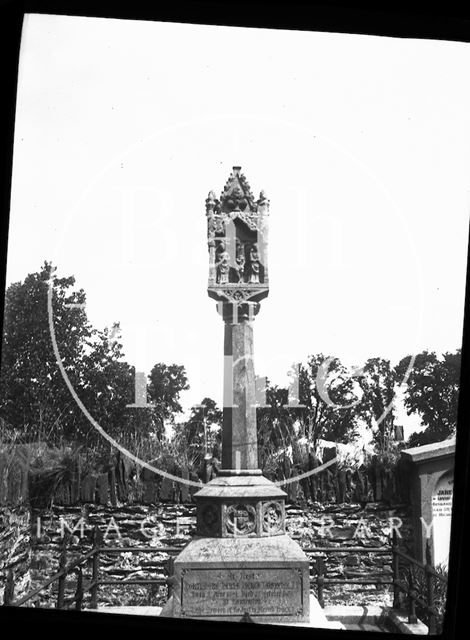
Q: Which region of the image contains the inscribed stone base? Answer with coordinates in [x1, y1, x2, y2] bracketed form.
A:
[161, 535, 310, 623]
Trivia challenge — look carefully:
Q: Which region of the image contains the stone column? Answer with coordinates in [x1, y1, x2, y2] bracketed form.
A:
[219, 302, 260, 474]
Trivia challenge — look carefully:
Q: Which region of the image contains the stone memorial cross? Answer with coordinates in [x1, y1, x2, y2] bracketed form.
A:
[161, 167, 311, 624]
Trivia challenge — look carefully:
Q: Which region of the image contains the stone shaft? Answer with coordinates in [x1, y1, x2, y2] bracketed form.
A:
[222, 312, 258, 472]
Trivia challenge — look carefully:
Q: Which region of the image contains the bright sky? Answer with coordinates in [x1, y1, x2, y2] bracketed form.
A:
[6, 14, 470, 436]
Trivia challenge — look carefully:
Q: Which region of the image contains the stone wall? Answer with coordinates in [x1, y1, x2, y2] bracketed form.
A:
[0, 506, 32, 603]
[27, 503, 192, 608]
[287, 501, 413, 607]
[5, 500, 412, 609]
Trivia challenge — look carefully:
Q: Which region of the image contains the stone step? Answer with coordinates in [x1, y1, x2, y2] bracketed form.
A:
[95, 606, 163, 616]
[344, 623, 389, 632]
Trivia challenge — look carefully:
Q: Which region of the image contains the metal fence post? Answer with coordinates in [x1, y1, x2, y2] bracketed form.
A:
[392, 530, 400, 608]
[425, 540, 437, 634]
[3, 569, 14, 606]
[75, 567, 84, 611]
[408, 568, 418, 624]
[56, 535, 68, 608]
[90, 526, 102, 609]
[166, 556, 175, 598]
[316, 557, 325, 608]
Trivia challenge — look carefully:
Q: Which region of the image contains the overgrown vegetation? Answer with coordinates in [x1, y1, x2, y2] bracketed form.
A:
[401, 561, 448, 634]
[0, 263, 461, 488]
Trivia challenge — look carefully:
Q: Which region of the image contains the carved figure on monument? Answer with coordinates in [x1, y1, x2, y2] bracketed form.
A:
[235, 239, 246, 283]
[246, 243, 261, 284]
[215, 241, 230, 284]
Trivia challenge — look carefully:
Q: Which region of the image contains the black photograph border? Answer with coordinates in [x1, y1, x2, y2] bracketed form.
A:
[1, 3, 470, 639]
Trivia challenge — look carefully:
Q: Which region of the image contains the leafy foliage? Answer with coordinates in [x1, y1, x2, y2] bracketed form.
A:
[147, 363, 189, 435]
[0, 264, 190, 454]
[296, 354, 362, 445]
[256, 355, 364, 473]
[171, 397, 222, 470]
[0, 262, 91, 443]
[257, 383, 295, 468]
[396, 350, 461, 446]
[357, 358, 397, 452]
[401, 560, 448, 634]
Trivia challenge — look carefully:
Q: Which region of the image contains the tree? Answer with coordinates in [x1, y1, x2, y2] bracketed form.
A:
[396, 350, 461, 446]
[0, 262, 91, 443]
[81, 339, 190, 449]
[147, 362, 189, 437]
[256, 355, 362, 474]
[172, 397, 222, 469]
[296, 354, 362, 446]
[186, 397, 222, 448]
[257, 383, 296, 469]
[0, 263, 191, 454]
[357, 357, 397, 452]
[81, 323, 156, 448]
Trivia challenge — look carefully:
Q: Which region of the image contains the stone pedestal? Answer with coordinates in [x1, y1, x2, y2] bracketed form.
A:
[163, 536, 309, 622]
[161, 476, 310, 623]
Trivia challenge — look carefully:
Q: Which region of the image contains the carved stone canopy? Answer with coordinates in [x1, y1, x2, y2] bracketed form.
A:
[206, 167, 270, 305]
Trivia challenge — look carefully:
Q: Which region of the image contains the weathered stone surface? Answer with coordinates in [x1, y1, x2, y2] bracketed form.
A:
[165, 535, 310, 623]
[180, 567, 303, 618]
[221, 317, 258, 471]
[225, 502, 257, 536]
[195, 497, 287, 538]
[196, 473, 284, 494]
[195, 472, 288, 541]
[329, 526, 356, 541]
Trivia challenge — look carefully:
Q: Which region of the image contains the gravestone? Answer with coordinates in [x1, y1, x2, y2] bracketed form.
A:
[431, 470, 453, 567]
[161, 167, 310, 624]
[401, 436, 455, 567]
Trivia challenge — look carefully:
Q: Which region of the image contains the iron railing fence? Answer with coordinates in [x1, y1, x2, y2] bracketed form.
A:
[3, 528, 447, 633]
